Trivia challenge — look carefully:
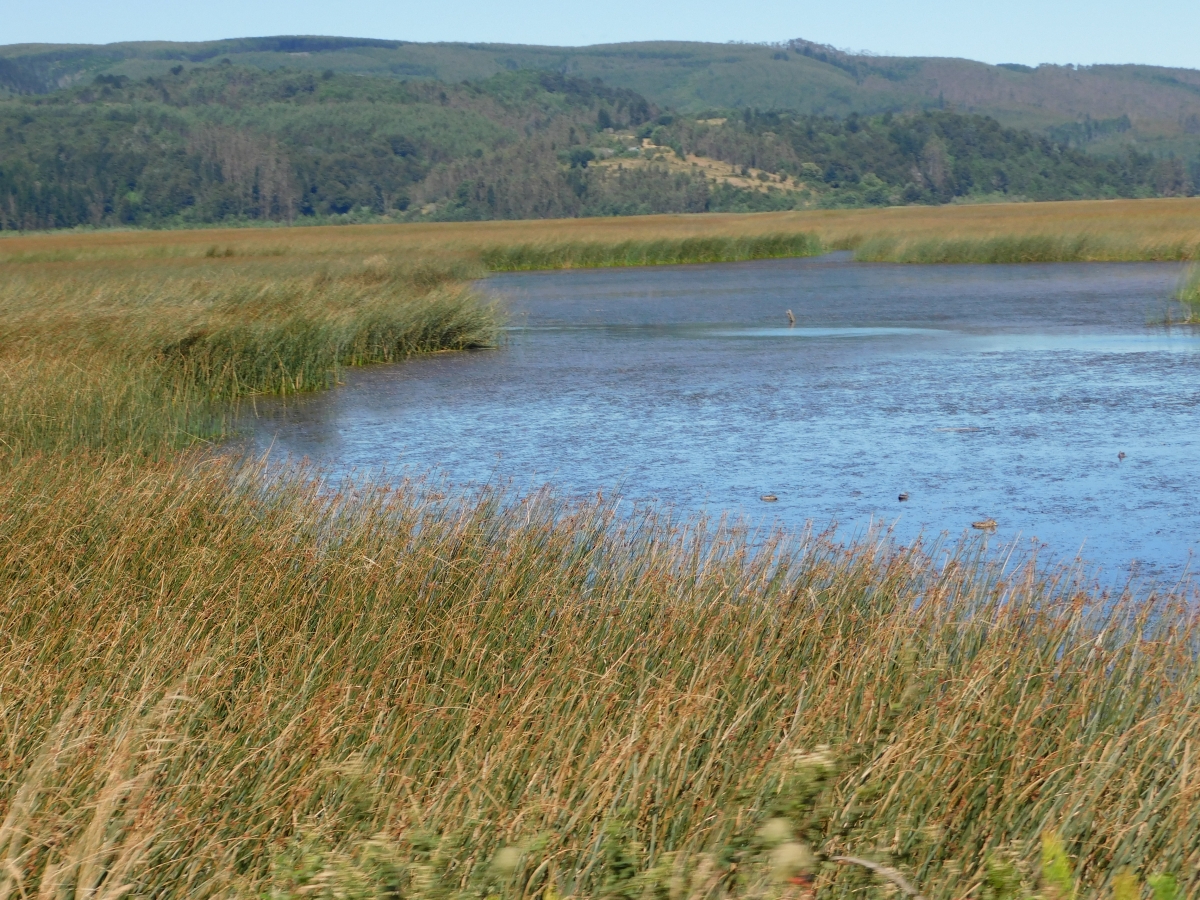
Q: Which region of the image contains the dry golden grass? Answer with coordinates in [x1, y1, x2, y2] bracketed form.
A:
[3, 201, 1200, 899]
[810, 196, 1200, 254]
[590, 151, 802, 194]
[0, 455, 1197, 900]
[3, 197, 1198, 266]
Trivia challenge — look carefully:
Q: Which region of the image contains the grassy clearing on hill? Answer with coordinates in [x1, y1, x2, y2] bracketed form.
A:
[1, 203, 1199, 899]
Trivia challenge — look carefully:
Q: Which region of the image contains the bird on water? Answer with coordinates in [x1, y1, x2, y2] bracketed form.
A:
[786, 309, 795, 327]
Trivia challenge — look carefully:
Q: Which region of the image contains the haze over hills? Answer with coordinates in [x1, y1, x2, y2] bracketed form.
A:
[4, 35, 1200, 160]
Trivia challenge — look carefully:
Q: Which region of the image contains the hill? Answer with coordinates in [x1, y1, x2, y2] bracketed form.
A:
[2, 64, 1191, 231]
[3, 36, 1200, 163]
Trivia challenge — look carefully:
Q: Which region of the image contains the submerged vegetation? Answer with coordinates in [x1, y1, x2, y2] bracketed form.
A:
[2, 209, 1200, 898]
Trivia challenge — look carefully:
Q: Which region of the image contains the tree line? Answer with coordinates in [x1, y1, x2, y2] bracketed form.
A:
[0, 65, 1193, 231]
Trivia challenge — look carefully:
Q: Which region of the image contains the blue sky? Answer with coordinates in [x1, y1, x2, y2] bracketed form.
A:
[5, 0, 1200, 70]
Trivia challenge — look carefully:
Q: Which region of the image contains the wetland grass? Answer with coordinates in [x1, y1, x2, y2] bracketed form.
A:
[0, 255, 499, 455]
[1177, 265, 1200, 321]
[480, 233, 822, 271]
[1, 456, 1199, 900]
[4, 197, 1197, 270]
[819, 198, 1200, 264]
[3, 205, 1200, 899]
[852, 233, 1199, 264]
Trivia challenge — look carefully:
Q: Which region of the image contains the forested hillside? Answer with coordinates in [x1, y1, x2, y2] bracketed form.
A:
[653, 109, 1194, 206]
[0, 65, 1193, 230]
[5, 35, 1200, 162]
[0, 67, 656, 228]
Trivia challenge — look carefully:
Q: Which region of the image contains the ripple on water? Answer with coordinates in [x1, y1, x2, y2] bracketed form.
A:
[234, 255, 1200, 584]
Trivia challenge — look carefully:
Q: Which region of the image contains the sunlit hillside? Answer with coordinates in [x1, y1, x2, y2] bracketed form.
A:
[1, 65, 1192, 231]
[4, 36, 1200, 160]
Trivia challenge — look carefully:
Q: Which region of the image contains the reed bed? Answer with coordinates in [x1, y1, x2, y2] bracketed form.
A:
[815, 198, 1200, 264]
[851, 234, 1200, 264]
[0, 255, 499, 456]
[0, 352, 223, 456]
[0, 456, 1197, 900]
[3, 198, 1198, 268]
[481, 234, 822, 271]
[4, 203, 1200, 899]
[1177, 265, 1200, 321]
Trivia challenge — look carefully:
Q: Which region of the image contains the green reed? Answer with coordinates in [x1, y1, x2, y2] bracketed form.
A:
[1176, 265, 1200, 321]
[852, 234, 1200, 264]
[0, 353, 224, 456]
[158, 282, 498, 400]
[0, 259, 500, 456]
[481, 233, 823, 271]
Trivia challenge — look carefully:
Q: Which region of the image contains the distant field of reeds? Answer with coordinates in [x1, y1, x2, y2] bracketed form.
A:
[852, 233, 1200, 264]
[821, 198, 1200, 264]
[481, 233, 822, 270]
[2, 199, 1200, 900]
[3, 196, 1197, 268]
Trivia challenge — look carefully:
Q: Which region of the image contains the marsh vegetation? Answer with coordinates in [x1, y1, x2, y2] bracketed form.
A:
[1177, 265, 1200, 320]
[0, 254, 497, 455]
[2, 204, 1199, 899]
[3, 455, 1198, 900]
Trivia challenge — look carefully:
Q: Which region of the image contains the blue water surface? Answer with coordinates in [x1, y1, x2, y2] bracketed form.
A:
[236, 254, 1200, 583]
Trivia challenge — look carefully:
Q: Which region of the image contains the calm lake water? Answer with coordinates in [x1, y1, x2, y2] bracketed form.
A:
[237, 254, 1200, 582]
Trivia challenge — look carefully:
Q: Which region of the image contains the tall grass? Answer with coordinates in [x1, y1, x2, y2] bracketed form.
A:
[0, 456, 1196, 899]
[852, 234, 1200, 264]
[3, 198, 1198, 270]
[0, 256, 499, 455]
[4, 210, 1200, 899]
[1177, 265, 1200, 321]
[481, 233, 823, 271]
[0, 353, 223, 456]
[157, 278, 497, 400]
